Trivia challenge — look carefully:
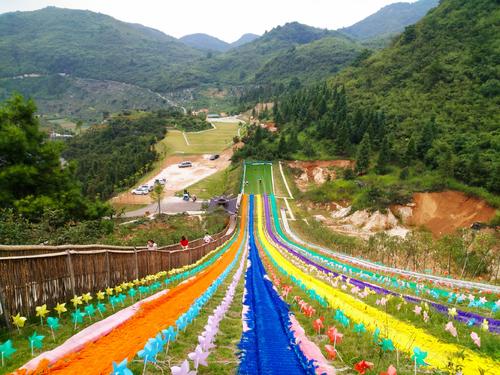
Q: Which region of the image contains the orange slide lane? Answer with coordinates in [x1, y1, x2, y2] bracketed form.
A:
[27, 196, 247, 375]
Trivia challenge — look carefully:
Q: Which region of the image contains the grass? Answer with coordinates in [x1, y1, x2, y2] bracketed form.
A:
[128, 248, 246, 374]
[180, 164, 242, 200]
[243, 163, 274, 195]
[110, 202, 148, 214]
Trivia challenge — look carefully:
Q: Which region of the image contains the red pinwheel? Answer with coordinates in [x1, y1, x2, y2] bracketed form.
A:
[313, 318, 324, 334]
[327, 326, 343, 345]
[282, 285, 293, 299]
[354, 360, 374, 374]
[324, 344, 337, 360]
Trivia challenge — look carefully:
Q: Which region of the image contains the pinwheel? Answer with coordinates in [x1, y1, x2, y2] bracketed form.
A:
[381, 338, 395, 352]
[115, 285, 123, 294]
[380, 365, 397, 375]
[354, 360, 374, 374]
[111, 358, 133, 375]
[28, 331, 45, 356]
[162, 326, 178, 355]
[411, 347, 428, 368]
[71, 295, 83, 309]
[35, 304, 50, 325]
[319, 340, 335, 359]
[313, 318, 324, 334]
[11, 313, 27, 333]
[54, 302, 67, 317]
[445, 321, 457, 337]
[47, 317, 60, 341]
[373, 327, 380, 343]
[81, 292, 92, 304]
[105, 287, 114, 296]
[0, 340, 16, 366]
[138, 341, 159, 374]
[466, 318, 476, 327]
[71, 309, 85, 330]
[96, 290, 105, 300]
[171, 360, 196, 375]
[97, 302, 107, 317]
[422, 311, 429, 323]
[470, 332, 481, 348]
[84, 304, 97, 321]
[480, 319, 489, 332]
[326, 326, 343, 346]
[188, 345, 209, 369]
[128, 288, 137, 301]
[413, 305, 422, 315]
[354, 322, 366, 334]
[448, 307, 457, 318]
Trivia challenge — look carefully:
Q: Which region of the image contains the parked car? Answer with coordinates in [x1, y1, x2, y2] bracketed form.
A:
[154, 178, 166, 185]
[178, 161, 192, 168]
[209, 154, 220, 160]
[132, 186, 149, 195]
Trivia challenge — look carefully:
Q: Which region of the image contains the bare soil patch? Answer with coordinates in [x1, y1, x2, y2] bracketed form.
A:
[288, 160, 354, 191]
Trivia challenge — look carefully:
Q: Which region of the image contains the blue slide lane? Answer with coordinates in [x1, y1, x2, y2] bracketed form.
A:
[238, 195, 315, 375]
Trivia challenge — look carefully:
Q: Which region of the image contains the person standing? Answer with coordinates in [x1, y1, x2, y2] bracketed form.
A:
[180, 236, 189, 250]
[146, 239, 158, 250]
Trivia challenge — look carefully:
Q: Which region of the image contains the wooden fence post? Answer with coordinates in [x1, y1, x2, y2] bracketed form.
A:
[66, 250, 76, 296]
[168, 251, 171, 271]
[0, 285, 12, 330]
[134, 247, 139, 279]
[105, 250, 111, 287]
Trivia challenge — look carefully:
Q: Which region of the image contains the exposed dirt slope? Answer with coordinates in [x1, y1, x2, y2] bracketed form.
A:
[409, 191, 495, 236]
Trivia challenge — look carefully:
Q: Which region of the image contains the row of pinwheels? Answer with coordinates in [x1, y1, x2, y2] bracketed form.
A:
[1, 244, 229, 369]
[110, 246, 245, 374]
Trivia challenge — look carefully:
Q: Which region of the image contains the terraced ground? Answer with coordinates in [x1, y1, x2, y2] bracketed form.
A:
[5, 162, 499, 375]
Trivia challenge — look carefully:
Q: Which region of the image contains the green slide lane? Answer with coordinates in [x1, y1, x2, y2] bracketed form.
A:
[243, 162, 274, 195]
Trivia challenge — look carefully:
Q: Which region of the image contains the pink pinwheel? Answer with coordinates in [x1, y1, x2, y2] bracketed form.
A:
[413, 306, 422, 315]
[470, 332, 481, 348]
[380, 365, 397, 375]
[327, 326, 343, 345]
[324, 344, 337, 360]
[188, 345, 209, 369]
[313, 318, 324, 334]
[445, 322, 457, 337]
[423, 311, 429, 323]
[171, 360, 196, 375]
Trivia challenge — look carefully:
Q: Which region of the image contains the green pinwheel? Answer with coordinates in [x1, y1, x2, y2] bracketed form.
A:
[47, 317, 60, 341]
[84, 304, 97, 320]
[97, 302, 107, 317]
[354, 323, 366, 334]
[71, 309, 85, 329]
[0, 340, 16, 366]
[373, 327, 381, 343]
[412, 347, 428, 367]
[381, 338, 395, 352]
[28, 331, 45, 356]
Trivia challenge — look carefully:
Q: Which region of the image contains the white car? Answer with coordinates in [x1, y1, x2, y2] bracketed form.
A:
[154, 178, 167, 185]
[132, 187, 148, 195]
[178, 161, 192, 168]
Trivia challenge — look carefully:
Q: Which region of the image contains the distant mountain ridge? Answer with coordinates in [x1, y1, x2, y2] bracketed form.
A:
[341, 0, 439, 40]
[180, 33, 231, 52]
[230, 33, 259, 48]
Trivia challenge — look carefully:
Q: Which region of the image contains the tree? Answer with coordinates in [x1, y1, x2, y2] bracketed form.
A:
[375, 136, 390, 174]
[150, 183, 165, 215]
[404, 136, 417, 166]
[355, 133, 371, 174]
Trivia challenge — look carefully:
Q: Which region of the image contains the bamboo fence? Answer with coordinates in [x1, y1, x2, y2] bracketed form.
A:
[0, 221, 236, 329]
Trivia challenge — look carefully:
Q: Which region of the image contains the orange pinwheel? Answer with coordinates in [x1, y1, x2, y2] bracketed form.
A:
[313, 318, 324, 334]
[327, 326, 343, 345]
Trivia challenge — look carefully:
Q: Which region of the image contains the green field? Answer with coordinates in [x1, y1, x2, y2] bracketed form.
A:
[157, 122, 240, 155]
[243, 162, 274, 195]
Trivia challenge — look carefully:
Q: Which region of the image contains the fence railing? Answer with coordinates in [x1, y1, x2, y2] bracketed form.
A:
[0, 219, 236, 329]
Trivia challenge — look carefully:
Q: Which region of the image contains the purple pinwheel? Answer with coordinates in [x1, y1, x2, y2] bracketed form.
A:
[171, 360, 196, 375]
[188, 345, 209, 369]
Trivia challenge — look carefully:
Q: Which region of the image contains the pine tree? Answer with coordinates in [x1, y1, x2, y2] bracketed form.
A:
[375, 136, 390, 174]
[356, 133, 371, 174]
[404, 136, 417, 166]
[277, 135, 288, 158]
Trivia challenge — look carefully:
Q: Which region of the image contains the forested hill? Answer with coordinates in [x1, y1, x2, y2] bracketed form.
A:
[237, 0, 499, 196]
[0, 7, 204, 91]
[340, 0, 439, 40]
[180, 33, 231, 52]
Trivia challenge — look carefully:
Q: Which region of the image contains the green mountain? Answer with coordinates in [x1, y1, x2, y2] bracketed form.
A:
[180, 33, 231, 52]
[200, 22, 360, 84]
[238, 0, 500, 196]
[0, 7, 204, 91]
[230, 33, 260, 48]
[341, 0, 439, 40]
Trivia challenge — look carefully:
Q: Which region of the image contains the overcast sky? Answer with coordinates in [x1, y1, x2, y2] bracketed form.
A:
[0, 0, 417, 42]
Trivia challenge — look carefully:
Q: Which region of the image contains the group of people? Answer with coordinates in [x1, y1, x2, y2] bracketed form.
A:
[182, 189, 197, 202]
[146, 232, 213, 251]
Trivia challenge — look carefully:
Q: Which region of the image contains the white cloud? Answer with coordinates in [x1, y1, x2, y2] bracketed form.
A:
[0, 0, 416, 42]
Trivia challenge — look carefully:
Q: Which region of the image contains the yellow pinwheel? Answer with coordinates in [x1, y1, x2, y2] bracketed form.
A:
[54, 302, 67, 317]
[481, 319, 489, 331]
[96, 291, 105, 300]
[106, 287, 114, 296]
[114, 285, 122, 293]
[12, 313, 27, 332]
[133, 279, 140, 286]
[35, 304, 50, 324]
[82, 292, 93, 304]
[448, 307, 457, 318]
[71, 295, 83, 308]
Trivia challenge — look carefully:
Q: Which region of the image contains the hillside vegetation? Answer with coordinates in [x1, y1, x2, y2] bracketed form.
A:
[235, 0, 499, 209]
